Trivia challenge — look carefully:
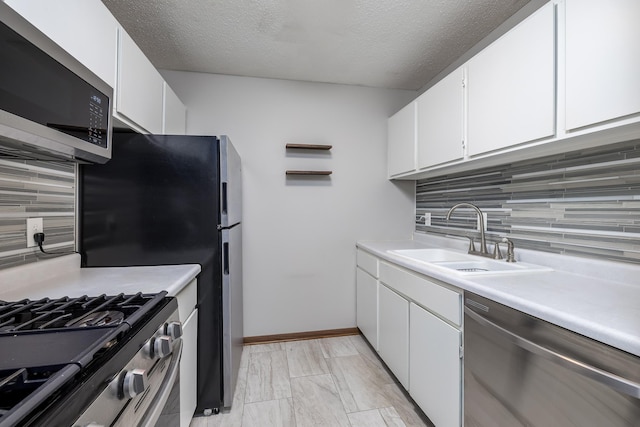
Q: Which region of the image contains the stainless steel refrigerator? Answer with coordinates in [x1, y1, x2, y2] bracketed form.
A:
[79, 132, 243, 416]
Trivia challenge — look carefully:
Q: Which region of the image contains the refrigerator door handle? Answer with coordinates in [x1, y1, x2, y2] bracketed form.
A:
[223, 242, 229, 275]
[221, 182, 228, 214]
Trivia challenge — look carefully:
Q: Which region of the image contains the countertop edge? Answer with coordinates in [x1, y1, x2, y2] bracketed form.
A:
[0, 256, 202, 302]
[356, 238, 640, 358]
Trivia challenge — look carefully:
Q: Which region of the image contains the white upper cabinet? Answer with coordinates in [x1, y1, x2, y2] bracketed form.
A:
[163, 82, 187, 135]
[387, 102, 417, 177]
[116, 29, 164, 134]
[417, 67, 465, 168]
[4, 0, 118, 88]
[467, 2, 555, 156]
[564, 0, 640, 131]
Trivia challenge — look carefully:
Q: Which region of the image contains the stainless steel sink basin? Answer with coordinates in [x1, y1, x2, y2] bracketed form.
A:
[388, 248, 552, 275]
[389, 249, 476, 263]
[432, 259, 552, 275]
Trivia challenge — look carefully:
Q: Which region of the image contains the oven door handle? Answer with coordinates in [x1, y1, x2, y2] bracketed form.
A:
[138, 339, 183, 427]
[465, 307, 640, 398]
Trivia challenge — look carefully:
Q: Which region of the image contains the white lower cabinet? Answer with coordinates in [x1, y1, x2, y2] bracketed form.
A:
[356, 267, 378, 350]
[361, 253, 463, 426]
[378, 283, 409, 389]
[410, 302, 462, 427]
[180, 308, 198, 427]
[172, 278, 198, 427]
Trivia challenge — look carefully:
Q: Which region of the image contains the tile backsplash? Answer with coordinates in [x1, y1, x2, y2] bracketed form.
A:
[416, 139, 640, 264]
[0, 159, 75, 270]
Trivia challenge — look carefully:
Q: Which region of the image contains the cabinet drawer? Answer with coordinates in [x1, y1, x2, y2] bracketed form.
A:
[356, 249, 379, 278]
[379, 262, 461, 326]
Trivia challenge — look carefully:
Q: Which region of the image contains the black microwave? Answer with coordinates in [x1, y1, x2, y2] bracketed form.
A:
[0, 3, 112, 163]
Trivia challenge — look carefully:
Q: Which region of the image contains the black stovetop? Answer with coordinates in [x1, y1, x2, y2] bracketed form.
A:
[0, 292, 170, 427]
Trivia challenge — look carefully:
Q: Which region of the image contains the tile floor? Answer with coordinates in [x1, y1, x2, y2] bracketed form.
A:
[189, 335, 432, 427]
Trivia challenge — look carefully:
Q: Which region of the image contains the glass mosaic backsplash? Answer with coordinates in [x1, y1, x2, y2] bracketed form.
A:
[415, 139, 640, 265]
[0, 159, 75, 270]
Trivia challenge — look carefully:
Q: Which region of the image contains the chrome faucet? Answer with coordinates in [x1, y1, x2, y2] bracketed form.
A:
[446, 203, 491, 258]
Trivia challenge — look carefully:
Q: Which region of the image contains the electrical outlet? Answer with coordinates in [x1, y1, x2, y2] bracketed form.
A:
[26, 217, 43, 248]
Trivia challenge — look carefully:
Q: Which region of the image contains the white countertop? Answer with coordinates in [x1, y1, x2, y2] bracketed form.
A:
[357, 233, 640, 357]
[0, 254, 201, 301]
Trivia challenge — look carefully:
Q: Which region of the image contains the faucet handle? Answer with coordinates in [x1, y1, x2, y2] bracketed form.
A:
[493, 242, 503, 260]
[465, 236, 476, 253]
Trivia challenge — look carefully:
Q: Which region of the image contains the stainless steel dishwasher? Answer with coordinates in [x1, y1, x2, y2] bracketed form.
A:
[464, 292, 640, 427]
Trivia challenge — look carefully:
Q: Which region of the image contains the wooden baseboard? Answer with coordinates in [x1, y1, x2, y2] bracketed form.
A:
[243, 327, 359, 345]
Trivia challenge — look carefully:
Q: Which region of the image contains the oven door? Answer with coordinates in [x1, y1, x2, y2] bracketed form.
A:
[139, 339, 183, 427]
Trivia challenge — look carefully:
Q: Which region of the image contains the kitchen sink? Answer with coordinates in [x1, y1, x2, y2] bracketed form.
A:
[389, 248, 477, 263]
[432, 259, 552, 275]
[388, 248, 552, 275]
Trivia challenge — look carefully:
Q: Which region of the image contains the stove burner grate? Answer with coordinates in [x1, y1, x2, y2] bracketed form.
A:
[0, 292, 169, 427]
[0, 293, 152, 333]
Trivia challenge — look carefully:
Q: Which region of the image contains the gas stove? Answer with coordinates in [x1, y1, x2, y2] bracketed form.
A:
[0, 292, 182, 427]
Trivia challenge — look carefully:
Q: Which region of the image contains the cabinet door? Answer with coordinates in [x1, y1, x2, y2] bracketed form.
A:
[163, 82, 187, 134]
[410, 303, 461, 427]
[387, 102, 417, 177]
[180, 309, 198, 427]
[378, 283, 409, 389]
[417, 67, 464, 168]
[117, 28, 164, 133]
[356, 267, 378, 350]
[467, 2, 555, 156]
[5, 0, 118, 88]
[565, 0, 640, 130]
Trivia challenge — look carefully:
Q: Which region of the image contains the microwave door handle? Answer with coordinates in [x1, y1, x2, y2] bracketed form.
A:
[465, 307, 640, 398]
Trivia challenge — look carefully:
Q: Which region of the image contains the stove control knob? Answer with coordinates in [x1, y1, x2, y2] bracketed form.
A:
[144, 336, 172, 359]
[155, 335, 173, 358]
[122, 368, 147, 399]
[166, 321, 183, 340]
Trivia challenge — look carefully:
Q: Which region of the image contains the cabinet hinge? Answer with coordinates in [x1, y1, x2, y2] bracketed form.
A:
[462, 78, 466, 88]
[459, 345, 464, 359]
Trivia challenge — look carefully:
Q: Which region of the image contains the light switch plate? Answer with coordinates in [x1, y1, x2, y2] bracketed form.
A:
[26, 217, 43, 247]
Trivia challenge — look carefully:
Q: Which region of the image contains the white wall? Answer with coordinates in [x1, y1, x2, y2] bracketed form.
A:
[162, 71, 415, 337]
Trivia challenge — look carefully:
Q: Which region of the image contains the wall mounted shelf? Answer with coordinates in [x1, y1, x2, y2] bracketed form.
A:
[285, 170, 332, 176]
[285, 144, 332, 150]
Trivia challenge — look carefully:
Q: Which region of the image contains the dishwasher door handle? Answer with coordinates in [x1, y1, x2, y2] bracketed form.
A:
[465, 307, 640, 398]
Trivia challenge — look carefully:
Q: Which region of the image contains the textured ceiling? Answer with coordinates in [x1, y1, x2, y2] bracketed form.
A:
[101, 0, 531, 90]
